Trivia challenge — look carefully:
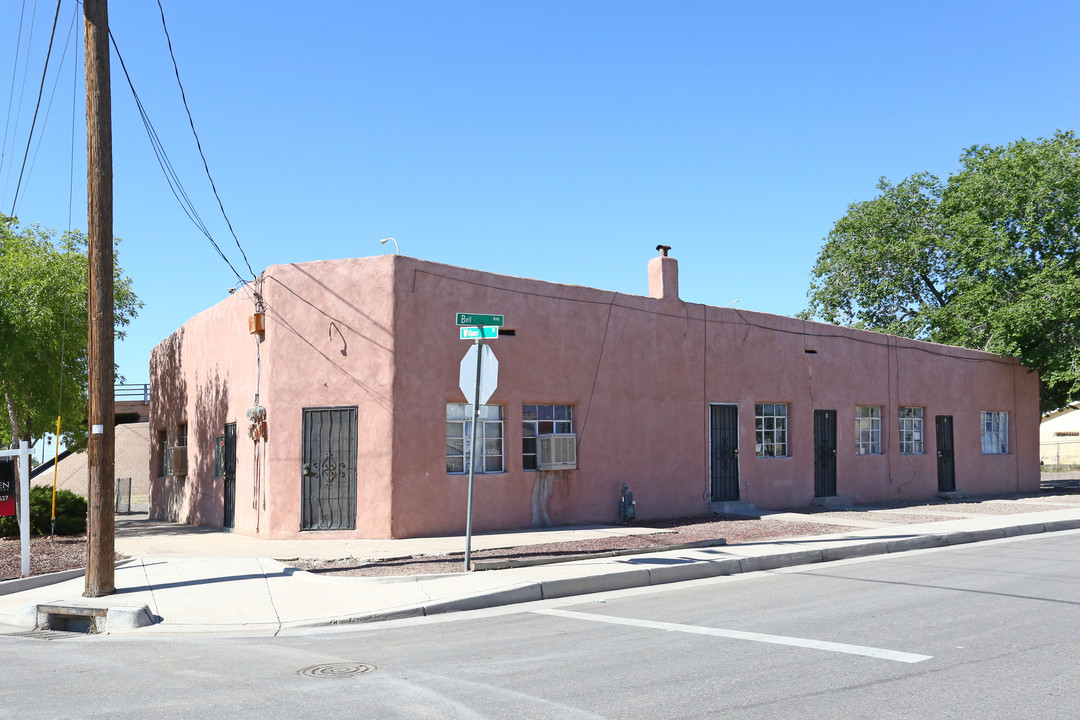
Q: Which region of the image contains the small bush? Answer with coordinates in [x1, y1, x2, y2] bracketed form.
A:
[0, 486, 87, 537]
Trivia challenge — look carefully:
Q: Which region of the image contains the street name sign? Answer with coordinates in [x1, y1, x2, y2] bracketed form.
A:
[456, 312, 504, 327]
[460, 326, 498, 340]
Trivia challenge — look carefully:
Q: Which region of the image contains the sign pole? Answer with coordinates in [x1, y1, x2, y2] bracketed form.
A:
[18, 441, 30, 577]
[464, 336, 483, 571]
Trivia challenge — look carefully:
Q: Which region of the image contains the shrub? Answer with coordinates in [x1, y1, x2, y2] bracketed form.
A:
[0, 485, 87, 537]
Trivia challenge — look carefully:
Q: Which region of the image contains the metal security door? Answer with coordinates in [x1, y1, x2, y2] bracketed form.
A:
[223, 423, 236, 528]
[814, 409, 837, 497]
[709, 404, 740, 501]
[936, 415, 956, 492]
[301, 407, 357, 531]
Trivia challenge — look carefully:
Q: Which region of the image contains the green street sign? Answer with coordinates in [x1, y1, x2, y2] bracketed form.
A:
[460, 326, 498, 340]
[456, 312, 504, 327]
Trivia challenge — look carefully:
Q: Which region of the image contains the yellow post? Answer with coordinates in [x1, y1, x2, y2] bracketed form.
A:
[51, 415, 61, 537]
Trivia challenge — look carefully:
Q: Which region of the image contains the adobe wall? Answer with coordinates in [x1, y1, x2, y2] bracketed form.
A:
[258, 258, 397, 538]
[151, 253, 1040, 540]
[149, 256, 398, 539]
[149, 289, 259, 529]
[389, 257, 1040, 537]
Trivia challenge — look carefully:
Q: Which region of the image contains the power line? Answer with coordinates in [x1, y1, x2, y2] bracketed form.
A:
[9, 0, 64, 217]
[108, 30, 248, 285]
[156, 0, 255, 280]
[24, 4, 80, 208]
[1, 0, 29, 186]
[1, 0, 33, 201]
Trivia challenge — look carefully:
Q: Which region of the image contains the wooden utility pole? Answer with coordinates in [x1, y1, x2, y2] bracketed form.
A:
[84, 0, 115, 598]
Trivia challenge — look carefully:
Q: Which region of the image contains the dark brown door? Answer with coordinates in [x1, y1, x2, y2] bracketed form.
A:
[936, 415, 956, 492]
[223, 423, 236, 528]
[710, 404, 740, 501]
[814, 409, 837, 496]
[301, 407, 358, 531]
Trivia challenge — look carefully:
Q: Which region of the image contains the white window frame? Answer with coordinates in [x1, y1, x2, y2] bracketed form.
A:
[981, 411, 1009, 455]
[755, 403, 788, 458]
[522, 404, 574, 471]
[898, 407, 924, 455]
[855, 406, 882, 455]
[446, 403, 504, 474]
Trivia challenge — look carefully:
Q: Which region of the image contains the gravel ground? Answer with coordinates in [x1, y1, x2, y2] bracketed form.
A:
[290, 515, 862, 578]
[0, 535, 128, 582]
[4, 489, 1079, 581]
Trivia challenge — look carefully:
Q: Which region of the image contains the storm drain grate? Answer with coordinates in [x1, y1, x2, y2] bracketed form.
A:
[297, 662, 378, 679]
[8, 629, 89, 641]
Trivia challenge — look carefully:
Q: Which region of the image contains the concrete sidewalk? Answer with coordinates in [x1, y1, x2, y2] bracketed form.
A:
[2, 502, 1080, 637]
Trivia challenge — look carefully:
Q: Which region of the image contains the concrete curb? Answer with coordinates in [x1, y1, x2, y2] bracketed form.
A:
[316, 522, 1080, 628]
[0, 559, 138, 597]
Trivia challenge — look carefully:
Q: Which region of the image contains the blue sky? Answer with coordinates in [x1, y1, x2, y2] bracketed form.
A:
[2, 0, 1077, 385]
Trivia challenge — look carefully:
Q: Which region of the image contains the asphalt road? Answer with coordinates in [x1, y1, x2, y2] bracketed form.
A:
[4, 530, 1080, 719]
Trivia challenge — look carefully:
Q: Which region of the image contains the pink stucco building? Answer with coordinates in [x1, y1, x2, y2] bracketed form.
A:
[149, 251, 1040, 539]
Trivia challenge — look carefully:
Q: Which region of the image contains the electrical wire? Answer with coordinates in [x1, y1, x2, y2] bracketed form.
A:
[9, 0, 64, 217]
[108, 30, 248, 285]
[155, 0, 255, 280]
[23, 4, 79, 207]
[1, 0, 30, 186]
[66, 5, 78, 231]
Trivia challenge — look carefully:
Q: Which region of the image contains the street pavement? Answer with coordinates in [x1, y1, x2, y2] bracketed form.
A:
[2, 495, 1080, 636]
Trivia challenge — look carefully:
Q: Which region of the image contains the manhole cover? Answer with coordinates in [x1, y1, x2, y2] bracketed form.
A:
[8, 629, 88, 641]
[297, 662, 378, 678]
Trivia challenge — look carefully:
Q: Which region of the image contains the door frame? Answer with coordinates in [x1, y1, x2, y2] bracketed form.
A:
[708, 403, 740, 502]
[223, 422, 237, 528]
[300, 406, 358, 531]
[814, 408, 838, 497]
[936, 415, 956, 492]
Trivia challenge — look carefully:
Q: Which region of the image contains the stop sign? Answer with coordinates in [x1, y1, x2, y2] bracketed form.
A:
[460, 344, 498, 405]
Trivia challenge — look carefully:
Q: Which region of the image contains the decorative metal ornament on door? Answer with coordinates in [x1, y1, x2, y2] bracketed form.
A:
[301, 407, 357, 531]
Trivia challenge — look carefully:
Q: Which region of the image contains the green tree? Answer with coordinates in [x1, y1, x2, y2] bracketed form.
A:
[804, 131, 1080, 411]
[0, 214, 141, 451]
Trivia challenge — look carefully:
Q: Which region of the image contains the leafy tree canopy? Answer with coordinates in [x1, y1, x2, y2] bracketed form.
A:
[0, 214, 141, 450]
[804, 130, 1080, 412]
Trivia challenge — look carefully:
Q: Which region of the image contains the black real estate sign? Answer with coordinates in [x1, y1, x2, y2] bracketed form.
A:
[0, 459, 15, 517]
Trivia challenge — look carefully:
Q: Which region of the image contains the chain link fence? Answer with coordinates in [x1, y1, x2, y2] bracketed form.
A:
[114, 476, 148, 515]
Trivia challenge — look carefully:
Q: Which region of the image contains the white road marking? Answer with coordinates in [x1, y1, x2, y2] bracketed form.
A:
[533, 608, 932, 664]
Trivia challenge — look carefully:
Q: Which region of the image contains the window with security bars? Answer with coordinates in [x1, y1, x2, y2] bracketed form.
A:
[522, 404, 573, 470]
[981, 411, 1008, 454]
[446, 403, 504, 473]
[898, 407, 924, 455]
[755, 403, 788, 457]
[855, 406, 882, 455]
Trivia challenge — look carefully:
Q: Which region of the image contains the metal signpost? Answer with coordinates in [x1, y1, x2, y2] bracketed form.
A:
[0, 441, 33, 576]
[456, 313, 501, 570]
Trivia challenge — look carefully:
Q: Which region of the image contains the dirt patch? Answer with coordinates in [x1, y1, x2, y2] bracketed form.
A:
[288, 516, 861, 578]
[0, 535, 128, 582]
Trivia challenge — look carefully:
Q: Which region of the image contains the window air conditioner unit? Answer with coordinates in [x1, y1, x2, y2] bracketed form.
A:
[169, 446, 188, 477]
[536, 434, 577, 471]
